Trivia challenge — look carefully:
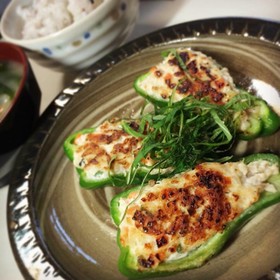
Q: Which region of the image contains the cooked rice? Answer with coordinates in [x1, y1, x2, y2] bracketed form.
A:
[17, 0, 103, 39]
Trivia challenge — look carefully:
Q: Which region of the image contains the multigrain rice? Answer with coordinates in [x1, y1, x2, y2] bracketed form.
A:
[17, 0, 103, 39]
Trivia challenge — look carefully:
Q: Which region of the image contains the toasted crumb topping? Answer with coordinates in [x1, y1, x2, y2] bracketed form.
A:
[118, 160, 278, 270]
[73, 119, 144, 179]
[137, 48, 239, 104]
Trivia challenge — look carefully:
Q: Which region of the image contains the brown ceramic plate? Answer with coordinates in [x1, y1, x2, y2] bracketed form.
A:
[8, 17, 280, 280]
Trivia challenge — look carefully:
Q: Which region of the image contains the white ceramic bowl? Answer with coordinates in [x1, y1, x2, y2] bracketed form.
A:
[0, 0, 139, 70]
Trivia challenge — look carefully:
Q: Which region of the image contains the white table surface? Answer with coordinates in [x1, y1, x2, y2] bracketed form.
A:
[1, 0, 280, 279]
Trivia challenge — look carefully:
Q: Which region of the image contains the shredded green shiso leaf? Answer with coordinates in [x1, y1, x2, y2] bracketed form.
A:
[122, 91, 257, 184]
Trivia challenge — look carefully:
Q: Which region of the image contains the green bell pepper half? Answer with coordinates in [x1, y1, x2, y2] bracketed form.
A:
[133, 72, 168, 107]
[63, 127, 162, 189]
[110, 153, 280, 279]
[63, 127, 120, 189]
[134, 70, 280, 141]
[236, 98, 280, 140]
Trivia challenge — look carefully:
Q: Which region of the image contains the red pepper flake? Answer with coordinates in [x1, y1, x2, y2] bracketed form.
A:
[187, 60, 198, 74]
[200, 65, 213, 79]
[156, 235, 168, 248]
[233, 193, 239, 201]
[210, 89, 224, 103]
[165, 78, 176, 89]
[138, 256, 155, 268]
[169, 247, 176, 253]
[174, 71, 185, 77]
[215, 79, 225, 89]
[168, 57, 178, 66]
[177, 79, 191, 94]
[179, 51, 189, 63]
[154, 70, 162, 77]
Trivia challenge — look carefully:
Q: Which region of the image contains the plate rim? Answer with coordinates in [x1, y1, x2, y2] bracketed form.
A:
[7, 17, 280, 280]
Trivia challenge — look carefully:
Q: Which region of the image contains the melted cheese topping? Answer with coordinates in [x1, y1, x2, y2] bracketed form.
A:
[118, 160, 278, 270]
[137, 48, 238, 104]
[73, 119, 147, 180]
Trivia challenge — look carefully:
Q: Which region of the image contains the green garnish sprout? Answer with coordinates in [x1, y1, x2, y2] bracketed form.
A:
[122, 88, 257, 185]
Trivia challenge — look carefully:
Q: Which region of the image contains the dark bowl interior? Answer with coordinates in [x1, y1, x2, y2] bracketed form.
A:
[0, 42, 41, 154]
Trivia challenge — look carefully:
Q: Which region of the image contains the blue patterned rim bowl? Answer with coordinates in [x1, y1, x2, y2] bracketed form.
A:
[0, 0, 139, 70]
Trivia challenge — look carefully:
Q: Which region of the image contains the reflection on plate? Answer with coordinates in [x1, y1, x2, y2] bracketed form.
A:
[8, 18, 280, 280]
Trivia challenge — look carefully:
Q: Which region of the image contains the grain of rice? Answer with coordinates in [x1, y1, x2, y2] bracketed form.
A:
[17, 0, 103, 39]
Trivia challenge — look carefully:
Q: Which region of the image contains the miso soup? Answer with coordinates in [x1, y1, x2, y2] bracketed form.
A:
[0, 60, 23, 121]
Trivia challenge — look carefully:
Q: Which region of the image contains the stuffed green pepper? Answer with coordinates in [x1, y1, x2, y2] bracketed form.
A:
[110, 153, 280, 279]
[63, 118, 167, 189]
[63, 96, 237, 190]
[134, 48, 280, 140]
